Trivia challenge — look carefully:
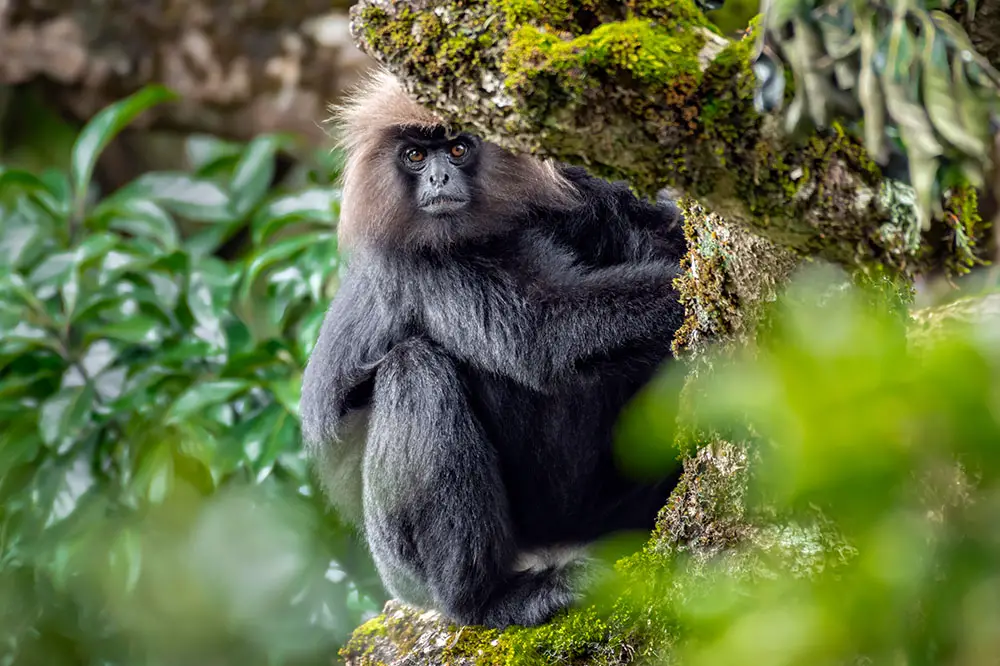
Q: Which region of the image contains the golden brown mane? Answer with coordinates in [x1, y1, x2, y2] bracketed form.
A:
[327, 68, 578, 250]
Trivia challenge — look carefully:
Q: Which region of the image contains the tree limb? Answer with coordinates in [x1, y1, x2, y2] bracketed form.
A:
[349, 0, 991, 277]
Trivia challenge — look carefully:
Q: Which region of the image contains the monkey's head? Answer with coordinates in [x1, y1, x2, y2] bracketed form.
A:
[330, 69, 579, 252]
[393, 125, 485, 219]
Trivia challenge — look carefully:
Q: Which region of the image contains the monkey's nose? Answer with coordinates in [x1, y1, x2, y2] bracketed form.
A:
[429, 172, 450, 187]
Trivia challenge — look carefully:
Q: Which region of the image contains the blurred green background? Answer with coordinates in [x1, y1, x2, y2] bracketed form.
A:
[1, 87, 387, 666]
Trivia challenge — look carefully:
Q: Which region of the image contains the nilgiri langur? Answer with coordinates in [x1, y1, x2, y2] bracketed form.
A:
[300, 69, 687, 629]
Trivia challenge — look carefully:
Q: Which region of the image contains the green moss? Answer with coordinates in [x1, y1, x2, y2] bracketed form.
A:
[500, 0, 709, 34]
[501, 0, 588, 30]
[430, 546, 688, 666]
[936, 184, 991, 277]
[672, 205, 739, 354]
[503, 19, 704, 94]
[440, 607, 628, 666]
[630, 0, 713, 26]
[498, 12, 709, 195]
[340, 614, 389, 663]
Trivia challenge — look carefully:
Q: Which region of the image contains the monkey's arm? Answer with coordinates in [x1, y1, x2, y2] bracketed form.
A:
[301, 272, 383, 440]
[300, 263, 405, 522]
[423, 237, 682, 391]
[553, 166, 687, 266]
[533, 256, 683, 380]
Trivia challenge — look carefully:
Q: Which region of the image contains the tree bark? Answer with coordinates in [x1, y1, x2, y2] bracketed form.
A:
[964, 0, 1000, 72]
[0, 0, 373, 140]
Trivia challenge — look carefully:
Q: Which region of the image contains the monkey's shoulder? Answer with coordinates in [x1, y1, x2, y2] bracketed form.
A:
[557, 166, 681, 224]
[543, 166, 686, 263]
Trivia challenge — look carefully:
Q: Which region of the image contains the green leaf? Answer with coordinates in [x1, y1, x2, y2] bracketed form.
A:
[153, 338, 215, 368]
[268, 375, 301, 417]
[108, 528, 143, 594]
[220, 403, 291, 477]
[880, 19, 944, 160]
[114, 172, 235, 223]
[920, 27, 987, 158]
[132, 441, 174, 504]
[75, 231, 119, 265]
[764, 0, 801, 32]
[0, 427, 42, 480]
[0, 169, 64, 219]
[296, 306, 328, 362]
[0, 321, 61, 353]
[0, 206, 60, 269]
[0, 370, 59, 400]
[239, 233, 332, 305]
[185, 133, 245, 172]
[183, 218, 246, 257]
[38, 384, 96, 453]
[950, 54, 996, 161]
[251, 188, 341, 245]
[70, 85, 179, 215]
[254, 408, 296, 479]
[0, 168, 48, 197]
[27, 251, 75, 288]
[0, 271, 51, 322]
[171, 445, 217, 495]
[858, 17, 888, 162]
[40, 168, 72, 213]
[90, 198, 180, 250]
[186, 263, 239, 349]
[613, 365, 687, 482]
[37, 455, 98, 529]
[229, 135, 282, 219]
[167, 379, 252, 423]
[84, 316, 165, 345]
[144, 272, 183, 314]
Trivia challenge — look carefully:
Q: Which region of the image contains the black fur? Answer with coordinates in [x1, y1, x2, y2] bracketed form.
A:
[301, 164, 686, 629]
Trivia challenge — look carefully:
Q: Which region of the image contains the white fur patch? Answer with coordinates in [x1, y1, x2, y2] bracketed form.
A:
[512, 545, 587, 573]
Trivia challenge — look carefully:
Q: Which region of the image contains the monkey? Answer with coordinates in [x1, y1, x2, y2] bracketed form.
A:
[300, 69, 687, 629]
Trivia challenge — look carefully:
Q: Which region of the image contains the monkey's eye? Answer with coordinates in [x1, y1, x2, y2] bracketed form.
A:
[404, 148, 426, 163]
[449, 143, 468, 159]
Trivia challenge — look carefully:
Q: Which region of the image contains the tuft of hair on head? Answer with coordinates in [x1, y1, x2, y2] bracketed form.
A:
[327, 67, 580, 251]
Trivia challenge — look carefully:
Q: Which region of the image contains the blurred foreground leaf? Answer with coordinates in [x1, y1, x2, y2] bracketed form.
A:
[615, 265, 1000, 665]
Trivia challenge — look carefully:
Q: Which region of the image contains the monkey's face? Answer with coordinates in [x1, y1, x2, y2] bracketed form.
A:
[395, 126, 480, 222]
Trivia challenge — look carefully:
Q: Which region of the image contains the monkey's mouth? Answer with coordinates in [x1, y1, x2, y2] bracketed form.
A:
[420, 197, 470, 215]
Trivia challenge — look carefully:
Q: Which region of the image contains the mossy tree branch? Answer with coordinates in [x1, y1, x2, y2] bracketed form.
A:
[349, 0, 989, 278]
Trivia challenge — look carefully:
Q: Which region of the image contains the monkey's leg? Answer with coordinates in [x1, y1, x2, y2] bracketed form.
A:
[362, 338, 575, 629]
